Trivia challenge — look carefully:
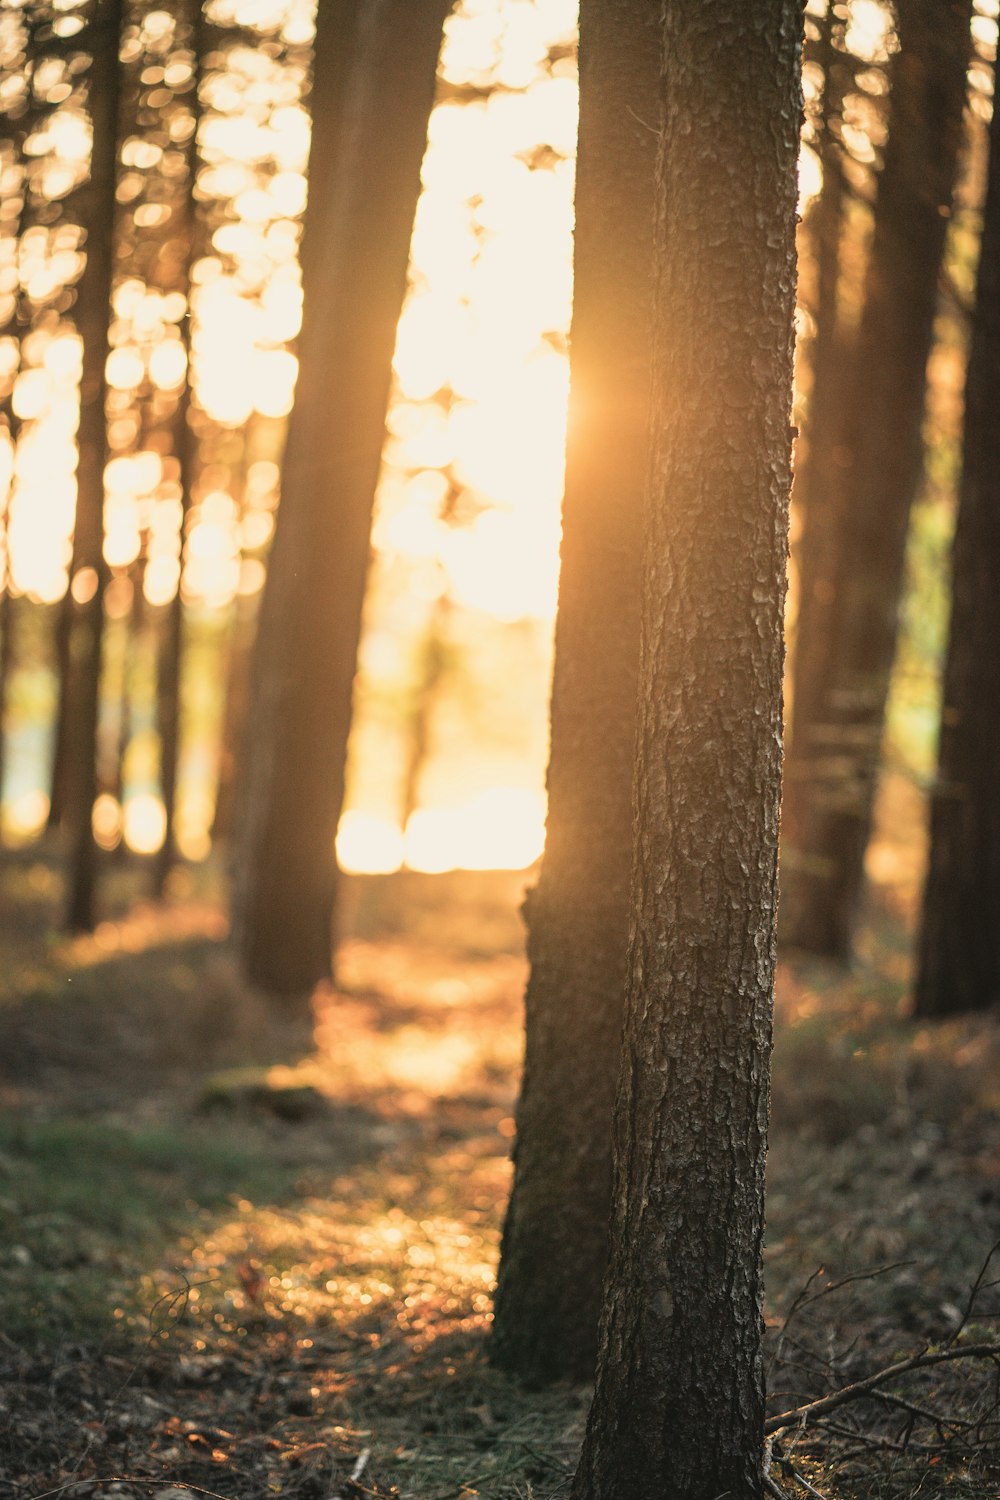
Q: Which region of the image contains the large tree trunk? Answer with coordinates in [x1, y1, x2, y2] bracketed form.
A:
[780, 0, 971, 959]
[489, 0, 658, 1386]
[231, 0, 450, 997]
[64, 0, 124, 931]
[571, 3, 800, 1498]
[913, 85, 1000, 1018]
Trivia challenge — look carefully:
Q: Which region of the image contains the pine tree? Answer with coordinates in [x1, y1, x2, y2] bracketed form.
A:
[231, 0, 451, 997]
[64, 0, 125, 931]
[781, 0, 972, 958]
[572, 2, 801, 1496]
[914, 79, 1000, 1018]
[489, 0, 659, 1385]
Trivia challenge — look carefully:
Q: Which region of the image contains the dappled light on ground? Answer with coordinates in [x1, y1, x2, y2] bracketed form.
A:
[0, 787, 999, 1496]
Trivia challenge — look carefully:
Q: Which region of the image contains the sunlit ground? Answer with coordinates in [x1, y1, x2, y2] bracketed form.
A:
[1, 779, 1000, 1496]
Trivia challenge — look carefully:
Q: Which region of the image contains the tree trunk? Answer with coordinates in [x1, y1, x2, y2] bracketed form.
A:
[571, 4, 800, 1498]
[153, 0, 204, 899]
[489, 0, 659, 1386]
[780, 0, 971, 959]
[64, 0, 124, 931]
[789, 1, 848, 733]
[231, 0, 450, 997]
[913, 85, 1000, 1018]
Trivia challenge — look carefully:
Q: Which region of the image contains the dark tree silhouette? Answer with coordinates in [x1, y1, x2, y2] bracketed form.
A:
[914, 84, 1000, 1019]
[153, 0, 205, 898]
[0, 10, 42, 827]
[489, 0, 659, 1386]
[789, 0, 849, 731]
[781, 0, 972, 959]
[64, 0, 125, 931]
[232, 0, 451, 997]
[571, 3, 801, 1497]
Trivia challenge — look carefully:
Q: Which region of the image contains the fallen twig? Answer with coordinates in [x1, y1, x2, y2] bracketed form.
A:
[945, 1238, 1000, 1349]
[766, 1341, 1000, 1435]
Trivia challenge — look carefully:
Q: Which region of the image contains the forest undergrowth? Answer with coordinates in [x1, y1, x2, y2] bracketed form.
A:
[0, 778, 998, 1500]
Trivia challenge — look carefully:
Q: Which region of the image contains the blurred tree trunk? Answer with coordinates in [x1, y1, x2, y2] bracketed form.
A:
[210, 416, 264, 847]
[488, 0, 658, 1386]
[211, 591, 255, 844]
[153, 0, 204, 899]
[914, 88, 1000, 1018]
[571, 3, 800, 1497]
[780, 0, 971, 959]
[0, 141, 31, 834]
[63, 0, 124, 931]
[789, 0, 848, 729]
[231, 0, 450, 998]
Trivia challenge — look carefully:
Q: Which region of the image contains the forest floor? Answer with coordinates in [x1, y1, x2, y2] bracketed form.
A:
[0, 778, 999, 1500]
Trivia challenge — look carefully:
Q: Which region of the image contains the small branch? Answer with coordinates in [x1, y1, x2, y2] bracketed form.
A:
[777, 1462, 831, 1500]
[945, 1239, 1000, 1348]
[766, 1342, 1000, 1435]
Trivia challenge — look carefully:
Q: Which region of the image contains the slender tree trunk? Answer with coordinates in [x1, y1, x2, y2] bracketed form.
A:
[0, 104, 31, 833]
[231, 0, 451, 997]
[108, 563, 145, 860]
[211, 591, 255, 845]
[780, 0, 972, 959]
[48, 578, 73, 830]
[914, 89, 1000, 1018]
[399, 591, 450, 831]
[0, 328, 24, 835]
[64, 0, 124, 931]
[571, 5, 800, 1498]
[0, 549, 14, 826]
[789, 1, 848, 726]
[153, 0, 204, 899]
[489, 0, 659, 1386]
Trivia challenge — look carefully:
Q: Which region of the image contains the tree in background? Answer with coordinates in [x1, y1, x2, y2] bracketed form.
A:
[64, 0, 125, 931]
[489, 0, 658, 1386]
[789, 0, 849, 736]
[0, 7, 47, 828]
[231, 0, 452, 998]
[914, 78, 1000, 1019]
[781, 0, 972, 959]
[571, 2, 800, 1496]
[153, 0, 205, 898]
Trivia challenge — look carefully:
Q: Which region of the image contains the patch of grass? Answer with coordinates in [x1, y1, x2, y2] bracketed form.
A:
[0, 1116, 300, 1344]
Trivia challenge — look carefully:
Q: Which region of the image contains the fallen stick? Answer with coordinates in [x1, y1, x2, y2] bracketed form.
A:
[766, 1341, 1000, 1435]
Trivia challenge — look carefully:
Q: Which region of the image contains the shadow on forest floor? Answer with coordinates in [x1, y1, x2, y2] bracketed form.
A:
[0, 783, 999, 1499]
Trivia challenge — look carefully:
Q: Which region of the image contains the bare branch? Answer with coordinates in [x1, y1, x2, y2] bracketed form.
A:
[766, 1342, 1000, 1435]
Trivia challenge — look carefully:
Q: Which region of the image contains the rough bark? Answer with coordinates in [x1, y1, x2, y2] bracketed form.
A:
[231, 0, 450, 996]
[65, 0, 124, 931]
[571, 3, 800, 1498]
[913, 85, 1000, 1018]
[489, 0, 658, 1386]
[781, 0, 972, 958]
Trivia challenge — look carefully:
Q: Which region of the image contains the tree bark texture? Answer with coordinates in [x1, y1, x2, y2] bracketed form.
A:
[780, 0, 971, 959]
[489, 0, 659, 1386]
[231, 0, 451, 995]
[914, 85, 1000, 1018]
[65, 0, 124, 931]
[571, 3, 800, 1498]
